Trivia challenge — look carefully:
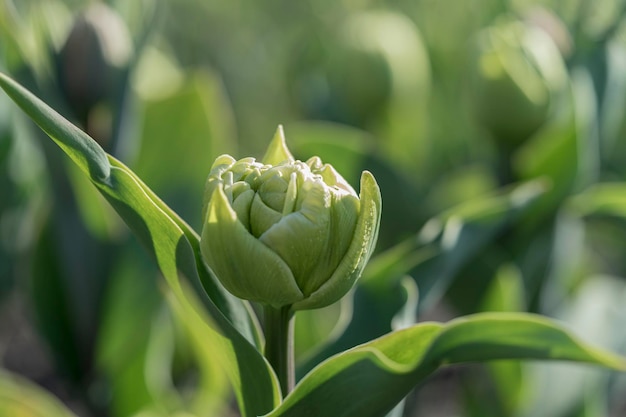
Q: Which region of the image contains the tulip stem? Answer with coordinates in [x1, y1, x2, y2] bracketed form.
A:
[264, 305, 295, 397]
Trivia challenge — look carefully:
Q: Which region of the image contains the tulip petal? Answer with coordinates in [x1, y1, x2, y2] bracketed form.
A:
[282, 172, 298, 216]
[262, 125, 295, 165]
[210, 154, 237, 171]
[303, 190, 359, 294]
[250, 194, 283, 237]
[293, 171, 381, 310]
[231, 188, 254, 230]
[260, 180, 330, 296]
[258, 172, 289, 212]
[308, 157, 357, 195]
[201, 185, 304, 308]
[202, 155, 237, 222]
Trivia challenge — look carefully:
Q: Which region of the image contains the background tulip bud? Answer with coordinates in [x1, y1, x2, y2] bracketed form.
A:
[469, 17, 568, 147]
[56, 3, 132, 146]
[200, 127, 381, 310]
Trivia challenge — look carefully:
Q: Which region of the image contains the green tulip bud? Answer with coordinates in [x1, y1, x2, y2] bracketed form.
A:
[200, 126, 381, 310]
[469, 17, 567, 146]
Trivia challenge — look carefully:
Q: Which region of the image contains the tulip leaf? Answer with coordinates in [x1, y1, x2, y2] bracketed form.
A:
[0, 74, 110, 181]
[266, 313, 626, 417]
[0, 72, 281, 417]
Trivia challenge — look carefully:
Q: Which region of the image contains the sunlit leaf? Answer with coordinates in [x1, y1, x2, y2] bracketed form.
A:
[267, 313, 626, 417]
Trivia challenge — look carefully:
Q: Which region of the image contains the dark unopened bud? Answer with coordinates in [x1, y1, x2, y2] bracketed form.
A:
[57, 3, 132, 122]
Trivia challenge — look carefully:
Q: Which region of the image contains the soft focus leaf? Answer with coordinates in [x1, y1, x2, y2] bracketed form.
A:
[568, 182, 626, 218]
[267, 313, 626, 417]
[133, 69, 237, 226]
[480, 264, 526, 313]
[0, 72, 280, 417]
[599, 42, 626, 163]
[165, 287, 231, 417]
[96, 246, 164, 417]
[415, 179, 547, 311]
[521, 276, 626, 417]
[513, 111, 578, 223]
[0, 370, 77, 417]
[294, 297, 351, 363]
[477, 265, 526, 417]
[29, 222, 84, 381]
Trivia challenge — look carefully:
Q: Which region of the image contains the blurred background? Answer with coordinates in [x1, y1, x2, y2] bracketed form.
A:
[2, 0, 626, 416]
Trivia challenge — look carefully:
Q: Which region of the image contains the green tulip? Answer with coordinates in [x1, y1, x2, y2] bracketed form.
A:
[200, 126, 381, 310]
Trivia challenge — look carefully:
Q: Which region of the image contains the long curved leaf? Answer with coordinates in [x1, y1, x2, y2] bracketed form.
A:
[266, 313, 626, 417]
[0, 72, 280, 417]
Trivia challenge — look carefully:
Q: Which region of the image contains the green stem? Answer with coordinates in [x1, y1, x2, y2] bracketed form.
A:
[264, 305, 295, 396]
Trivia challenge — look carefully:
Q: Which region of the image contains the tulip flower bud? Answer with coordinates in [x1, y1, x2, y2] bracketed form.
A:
[200, 127, 381, 310]
[469, 18, 567, 146]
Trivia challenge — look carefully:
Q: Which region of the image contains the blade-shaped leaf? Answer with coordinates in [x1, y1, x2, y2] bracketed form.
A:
[0, 72, 280, 417]
[0, 73, 110, 180]
[267, 313, 626, 417]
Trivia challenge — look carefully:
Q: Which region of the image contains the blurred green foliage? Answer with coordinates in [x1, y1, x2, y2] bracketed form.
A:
[2, 0, 626, 416]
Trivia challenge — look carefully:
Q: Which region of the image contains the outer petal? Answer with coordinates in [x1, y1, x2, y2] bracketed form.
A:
[293, 171, 381, 310]
[262, 125, 295, 165]
[202, 154, 236, 222]
[201, 185, 304, 308]
[210, 154, 237, 171]
[301, 190, 359, 295]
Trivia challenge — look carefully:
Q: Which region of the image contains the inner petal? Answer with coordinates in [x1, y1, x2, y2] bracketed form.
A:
[250, 193, 283, 237]
[281, 172, 297, 215]
[231, 188, 255, 231]
[259, 173, 288, 211]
